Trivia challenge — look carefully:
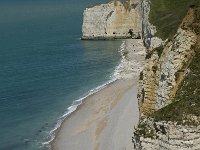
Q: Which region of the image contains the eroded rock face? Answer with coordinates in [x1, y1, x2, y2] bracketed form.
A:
[156, 28, 196, 110]
[82, 0, 142, 39]
[137, 8, 197, 116]
[138, 27, 197, 116]
[133, 119, 200, 150]
[133, 7, 200, 149]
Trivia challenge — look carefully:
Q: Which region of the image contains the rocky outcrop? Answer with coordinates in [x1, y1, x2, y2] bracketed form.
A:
[82, 0, 142, 40]
[133, 119, 200, 150]
[81, 0, 159, 47]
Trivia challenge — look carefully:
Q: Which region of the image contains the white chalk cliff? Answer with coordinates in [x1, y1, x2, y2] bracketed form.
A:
[82, 0, 142, 39]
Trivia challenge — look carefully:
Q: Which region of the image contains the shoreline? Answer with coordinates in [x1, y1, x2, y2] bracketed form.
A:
[50, 39, 146, 150]
[52, 79, 138, 150]
[45, 78, 117, 145]
[43, 78, 118, 147]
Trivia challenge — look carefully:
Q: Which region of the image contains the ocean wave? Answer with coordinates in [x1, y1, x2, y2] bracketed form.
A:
[41, 41, 125, 149]
[112, 41, 126, 80]
[41, 79, 117, 148]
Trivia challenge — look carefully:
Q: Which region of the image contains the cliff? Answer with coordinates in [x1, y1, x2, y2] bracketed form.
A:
[138, 9, 197, 115]
[133, 2, 200, 149]
[81, 0, 142, 40]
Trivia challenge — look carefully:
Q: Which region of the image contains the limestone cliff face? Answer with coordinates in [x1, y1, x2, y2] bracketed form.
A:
[133, 119, 200, 150]
[138, 8, 197, 116]
[82, 0, 142, 39]
[133, 7, 200, 149]
[138, 28, 197, 116]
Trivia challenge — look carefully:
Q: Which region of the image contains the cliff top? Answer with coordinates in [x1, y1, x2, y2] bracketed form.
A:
[150, 0, 200, 39]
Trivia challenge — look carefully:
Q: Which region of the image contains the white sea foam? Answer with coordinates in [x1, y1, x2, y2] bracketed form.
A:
[41, 41, 126, 148]
[112, 41, 126, 80]
[41, 79, 117, 148]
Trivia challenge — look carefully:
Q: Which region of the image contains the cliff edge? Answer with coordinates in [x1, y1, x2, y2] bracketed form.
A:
[133, 1, 200, 149]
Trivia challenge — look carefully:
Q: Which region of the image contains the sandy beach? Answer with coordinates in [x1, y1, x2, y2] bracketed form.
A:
[52, 39, 146, 150]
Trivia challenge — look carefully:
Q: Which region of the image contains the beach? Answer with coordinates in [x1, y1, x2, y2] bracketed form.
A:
[52, 39, 146, 150]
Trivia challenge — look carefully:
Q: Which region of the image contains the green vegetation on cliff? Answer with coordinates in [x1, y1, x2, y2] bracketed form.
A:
[151, 4, 200, 125]
[153, 40, 200, 125]
[150, 0, 200, 39]
[134, 3, 200, 147]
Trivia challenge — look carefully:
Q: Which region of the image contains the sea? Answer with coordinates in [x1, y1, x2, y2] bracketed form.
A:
[0, 0, 123, 150]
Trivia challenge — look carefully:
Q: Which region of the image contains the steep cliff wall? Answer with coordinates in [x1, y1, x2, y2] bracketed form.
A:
[138, 8, 197, 116]
[133, 5, 200, 149]
[134, 38, 200, 149]
[140, 0, 157, 48]
[82, 0, 142, 39]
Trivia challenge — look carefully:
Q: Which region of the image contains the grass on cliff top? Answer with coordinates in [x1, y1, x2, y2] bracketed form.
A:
[150, 0, 200, 39]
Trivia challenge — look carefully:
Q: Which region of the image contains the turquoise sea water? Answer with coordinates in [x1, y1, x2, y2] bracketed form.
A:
[0, 0, 122, 150]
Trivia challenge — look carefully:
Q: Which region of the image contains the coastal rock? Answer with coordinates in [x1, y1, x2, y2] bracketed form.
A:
[82, 0, 142, 40]
[133, 119, 200, 150]
[138, 24, 197, 116]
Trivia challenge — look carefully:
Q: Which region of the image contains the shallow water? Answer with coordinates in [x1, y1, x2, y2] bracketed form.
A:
[0, 0, 122, 150]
